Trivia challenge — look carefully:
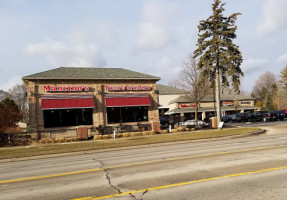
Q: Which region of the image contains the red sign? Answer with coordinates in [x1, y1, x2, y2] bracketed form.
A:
[44, 85, 89, 92]
[181, 104, 196, 108]
[106, 85, 151, 92]
[223, 101, 233, 106]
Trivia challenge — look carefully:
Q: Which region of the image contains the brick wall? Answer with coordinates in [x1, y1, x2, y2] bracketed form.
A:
[25, 80, 159, 134]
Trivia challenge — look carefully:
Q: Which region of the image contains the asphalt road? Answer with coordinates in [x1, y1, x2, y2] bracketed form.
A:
[1, 122, 287, 200]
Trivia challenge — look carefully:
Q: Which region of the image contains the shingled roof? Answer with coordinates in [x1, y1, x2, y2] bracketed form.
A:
[22, 67, 160, 81]
[157, 84, 186, 95]
[170, 94, 255, 104]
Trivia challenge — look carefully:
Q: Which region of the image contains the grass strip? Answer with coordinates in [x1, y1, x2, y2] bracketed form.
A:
[0, 127, 261, 160]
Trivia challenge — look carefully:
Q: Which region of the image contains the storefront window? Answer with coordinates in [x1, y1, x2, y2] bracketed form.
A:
[107, 106, 148, 124]
[43, 108, 93, 128]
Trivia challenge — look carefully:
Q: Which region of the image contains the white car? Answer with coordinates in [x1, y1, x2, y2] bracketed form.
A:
[179, 120, 205, 126]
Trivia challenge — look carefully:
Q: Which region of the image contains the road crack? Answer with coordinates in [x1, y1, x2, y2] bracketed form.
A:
[93, 158, 148, 199]
[93, 158, 123, 194]
[129, 189, 148, 200]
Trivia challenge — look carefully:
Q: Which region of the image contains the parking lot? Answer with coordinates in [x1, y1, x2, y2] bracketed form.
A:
[226, 118, 287, 128]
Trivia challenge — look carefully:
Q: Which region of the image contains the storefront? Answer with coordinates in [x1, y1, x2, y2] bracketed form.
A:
[22, 67, 160, 137]
[165, 94, 260, 122]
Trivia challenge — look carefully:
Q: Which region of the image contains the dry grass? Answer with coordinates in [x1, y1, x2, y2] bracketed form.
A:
[0, 127, 261, 160]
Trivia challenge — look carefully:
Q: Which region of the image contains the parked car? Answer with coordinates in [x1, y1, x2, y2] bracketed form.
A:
[262, 111, 278, 122]
[280, 109, 287, 118]
[250, 111, 268, 122]
[180, 120, 207, 126]
[160, 116, 169, 125]
[235, 112, 251, 122]
[272, 110, 285, 120]
[221, 114, 236, 123]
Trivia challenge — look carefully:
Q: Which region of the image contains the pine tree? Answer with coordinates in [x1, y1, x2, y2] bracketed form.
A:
[194, 0, 243, 127]
[264, 91, 274, 111]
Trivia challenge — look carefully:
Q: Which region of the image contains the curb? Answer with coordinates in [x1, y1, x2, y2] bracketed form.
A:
[0, 128, 266, 163]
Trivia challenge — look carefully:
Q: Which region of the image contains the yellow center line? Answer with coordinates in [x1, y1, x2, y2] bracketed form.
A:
[0, 168, 102, 184]
[1, 144, 287, 184]
[72, 165, 287, 200]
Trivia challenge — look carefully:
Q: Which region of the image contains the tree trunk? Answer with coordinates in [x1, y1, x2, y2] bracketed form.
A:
[215, 67, 221, 128]
[195, 103, 198, 125]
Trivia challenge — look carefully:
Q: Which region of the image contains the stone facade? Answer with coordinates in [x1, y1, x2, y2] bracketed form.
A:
[24, 79, 159, 136]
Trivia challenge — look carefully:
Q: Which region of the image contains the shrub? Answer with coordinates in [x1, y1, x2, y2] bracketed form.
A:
[103, 135, 112, 139]
[142, 131, 153, 136]
[122, 132, 131, 137]
[116, 134, 123, 138]
[39, 139, 47, 144]
[72, 137, 80, 142]
[93, 135, 103, 140]
[171, 129, 178, 133]
[46, 139, 53, 143]
[160, 130, 168, 134]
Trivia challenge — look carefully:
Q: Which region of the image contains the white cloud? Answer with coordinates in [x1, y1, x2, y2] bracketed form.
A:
[147, 56, 181, 82]
[135, 0, 179, 52]
[277, 52, 287, 64]
[0, 75, 22, 91]
[257, 0, 287, 35]
[241, 58, 269, 72]
[23, 30, 107, 67]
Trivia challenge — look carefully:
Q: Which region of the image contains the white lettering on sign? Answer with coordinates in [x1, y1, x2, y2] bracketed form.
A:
[106, 85, 151, 91]
[44, 85, 89, 92]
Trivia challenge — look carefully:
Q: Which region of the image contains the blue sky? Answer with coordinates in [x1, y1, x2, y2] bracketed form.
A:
[0, 0, 287, 92]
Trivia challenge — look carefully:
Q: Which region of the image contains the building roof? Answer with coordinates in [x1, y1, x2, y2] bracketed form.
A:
[170, 94, 255, 104]
[22, 67, 161, 81]
[165, 106, 261, 115]
[157, 84, 185, 95]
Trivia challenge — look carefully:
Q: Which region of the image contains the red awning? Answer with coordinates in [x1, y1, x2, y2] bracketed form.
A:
[41, 94, 95, 110]
[105, 93, 150, 107]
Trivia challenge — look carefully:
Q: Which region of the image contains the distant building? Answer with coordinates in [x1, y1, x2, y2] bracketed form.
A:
[165, 94, 260, 121]
[157, 84, 185, 116]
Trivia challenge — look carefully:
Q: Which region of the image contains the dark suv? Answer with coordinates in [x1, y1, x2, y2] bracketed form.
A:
[250, 111, 268, 122]
[160, 116, 169, 125]
[272, 110, 285, 120]
[235, 113, 251, 122]
[263, 111, 278, 122]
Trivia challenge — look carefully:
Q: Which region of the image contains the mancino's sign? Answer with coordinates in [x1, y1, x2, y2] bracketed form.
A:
[106, 85, 151, 92]
[44, 85, 89, 92]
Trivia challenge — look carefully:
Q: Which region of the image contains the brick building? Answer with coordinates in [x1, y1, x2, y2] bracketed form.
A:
[22, 67, 160, 138]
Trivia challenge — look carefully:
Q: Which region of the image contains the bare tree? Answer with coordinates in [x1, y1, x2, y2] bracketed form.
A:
[274, 67, 287, 110]
[167, 79, 180, 89]
[0, 90, 8, 101]
[252, 71, 277, 110]
[176, 54, 212, 124]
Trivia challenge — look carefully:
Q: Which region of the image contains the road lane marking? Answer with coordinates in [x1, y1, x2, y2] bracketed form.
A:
[1, 144, 287, 184]
[72, 165, 287, 200]
[0, 168, 102, 184]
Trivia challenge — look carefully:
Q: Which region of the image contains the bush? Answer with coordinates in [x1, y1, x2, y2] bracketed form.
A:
[122, 132, 131, 137]
[103, 135, 112, 139]
[116, 134, 123, 138]
[142, 131, 153, 136]
[160, 130, 168, 134]
[93, 135, 103, 140]
[171, 129, 178, 133]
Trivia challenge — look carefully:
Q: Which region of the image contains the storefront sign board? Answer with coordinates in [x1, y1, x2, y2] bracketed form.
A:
[44, 85, 89, 92]
[106, 85, 151, 92]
